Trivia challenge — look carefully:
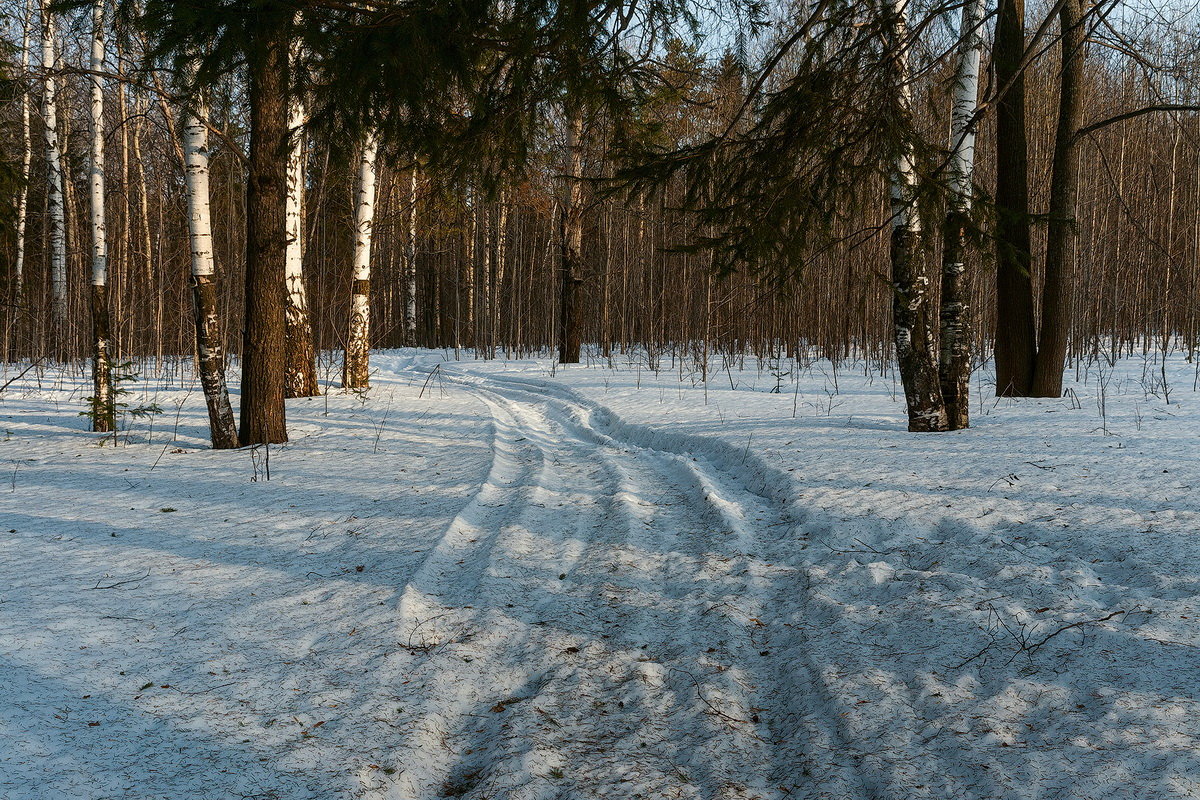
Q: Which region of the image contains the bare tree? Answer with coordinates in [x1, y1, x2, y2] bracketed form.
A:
[87, 0, 114, 431]
[182, 79, 238, 449]
[344, 133, 378, 389]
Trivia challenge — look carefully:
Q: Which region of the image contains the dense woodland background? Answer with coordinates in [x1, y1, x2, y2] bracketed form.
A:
[1, 0, 1199, 436]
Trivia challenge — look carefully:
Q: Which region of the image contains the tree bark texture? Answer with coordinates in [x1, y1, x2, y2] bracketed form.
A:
[183, 92, 238, 449]
[344, 133, 378, 389]
[558, 107, 585, 364]
[240, 21, 290, 444]
[992, 0, 1038, 396]
[1031, 0, 1086, 397]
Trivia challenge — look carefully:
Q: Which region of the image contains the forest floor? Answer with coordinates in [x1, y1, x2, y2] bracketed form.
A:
[1, 347, 1198, 799]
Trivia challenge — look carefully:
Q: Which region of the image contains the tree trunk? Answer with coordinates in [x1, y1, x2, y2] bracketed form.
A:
[405, 168, 419, 345]
[88, 0, 114, 432]
[183, 90, 238, 449]
[939, 0, 986, 430]
[889, 0, 947, 432]
[992, 0, 1037, 396]
[14, 1, 32, 310]
[41, 0, 67, 336]
[1031, 0, 1086, 397]
[344, 133, 378, 389]
[284, 92, 319, 397]
[558, 106, 585, 364]
[240, 22, 290, 444]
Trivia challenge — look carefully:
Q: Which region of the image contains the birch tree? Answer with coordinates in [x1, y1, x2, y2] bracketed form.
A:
[887, 0, 947, 432]
[284, 88, 319, 397]
[405, 168, 419, 344]
[87, 0, 114, 431]
[13, 1, 33, 307]
[344, 133, 378, 389]
[41, 0, 66, 331]
[938, 0, 987, 430]
[182, 83, 238, 449]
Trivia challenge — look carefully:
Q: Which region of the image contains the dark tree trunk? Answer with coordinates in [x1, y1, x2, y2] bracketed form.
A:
[939, 207, 971, 429]
[558, 107, 584, 365]
[992, 0, 1037, 396]
[192, 273, 239, 448]
[1032, 0, 1086, 397]
[240, 20, 290, 445]
[90, 283, 114, 432]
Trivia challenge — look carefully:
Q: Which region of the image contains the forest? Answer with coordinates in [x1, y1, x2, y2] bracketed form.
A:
[1, 0, 1198, 798]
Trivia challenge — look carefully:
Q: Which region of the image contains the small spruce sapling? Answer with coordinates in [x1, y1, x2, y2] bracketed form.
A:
[81, 361, 163, 444]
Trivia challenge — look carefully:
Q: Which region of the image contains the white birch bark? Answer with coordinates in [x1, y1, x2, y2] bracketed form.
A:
[343, 133, 379, 388]
[14, 2, 33, 303]
[888, 0, 947, 431]
[183, 107, 215, 279]
[948, 0, 986, 208]
[283, 87, 319, 396]
[87, 0, 114, 431]
[41, 0, 66, 328]
[88, 1, 107, 292]
[404, 168, 419, 343]
[937, 0, 988, 429]
[183, 87, 239, 448]
[888, 0, 919, 240]
[285, 98, 306, 305]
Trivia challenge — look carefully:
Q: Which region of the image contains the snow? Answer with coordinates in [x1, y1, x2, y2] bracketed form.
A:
[1, 348, 1198, 799]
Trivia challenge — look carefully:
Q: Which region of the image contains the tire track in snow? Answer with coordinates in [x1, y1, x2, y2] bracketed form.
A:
[373, 362, 875, 800]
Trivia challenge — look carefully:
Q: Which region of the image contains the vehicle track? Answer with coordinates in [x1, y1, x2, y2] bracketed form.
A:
[377, 363, 869, 800]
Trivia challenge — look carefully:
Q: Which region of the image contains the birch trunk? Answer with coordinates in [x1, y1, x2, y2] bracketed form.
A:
[938, 0, 986, 430]
[240, 21, 290, 444]
[404, 168, 419, 345]
[558, 106, 585, 364]
[183, 90, 238, 449]
[1031, 0, 1086, 397]
[343, 133, 378, 389]
[888, 0, 947, 432]
[14, 2, 32, 308]
[284, 93, 319, 397]
[88, 0, 114, 432]
[41, 0, 67, 333]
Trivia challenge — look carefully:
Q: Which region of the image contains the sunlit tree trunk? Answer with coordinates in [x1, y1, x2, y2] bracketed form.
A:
[1032, 0, 1086, 397]
[13, 2, 32, 309]
[183, 86, 238, 449]
[558, 105, 585, 364]
[240, 20, 290, 444]
[344, 133, 378, 389]
[41, 0, 67, 334]
[284, 90, 319, 397]
[939, 0, 986, 430]
[88, 0, 114, 432]
[888, 0, 947, 432]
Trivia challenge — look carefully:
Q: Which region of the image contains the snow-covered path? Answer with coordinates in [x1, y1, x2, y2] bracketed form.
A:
[378, 363, 829, 799]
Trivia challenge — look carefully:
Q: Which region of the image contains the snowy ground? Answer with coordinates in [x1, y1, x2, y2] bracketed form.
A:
[1, 347, 1198, 799]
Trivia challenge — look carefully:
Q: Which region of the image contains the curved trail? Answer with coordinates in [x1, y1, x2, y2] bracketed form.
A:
[377, 362, 864, 800]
